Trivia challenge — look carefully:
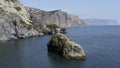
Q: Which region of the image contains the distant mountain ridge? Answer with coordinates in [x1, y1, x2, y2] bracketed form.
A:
[83, 19, 118, 25]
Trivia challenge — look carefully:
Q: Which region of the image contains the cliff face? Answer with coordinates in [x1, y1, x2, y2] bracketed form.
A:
[25, 7, 85, 32]
[0, 0, 32, 25]
[0, 0, 40, 41]
[0, 0, 85, 41]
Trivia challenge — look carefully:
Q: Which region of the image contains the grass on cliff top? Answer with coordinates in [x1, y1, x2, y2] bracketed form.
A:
[14, 7, 21, 11]
[5, 0, 17, 2]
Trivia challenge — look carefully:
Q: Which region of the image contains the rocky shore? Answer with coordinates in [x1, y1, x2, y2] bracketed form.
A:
[0, 0, 85, 41]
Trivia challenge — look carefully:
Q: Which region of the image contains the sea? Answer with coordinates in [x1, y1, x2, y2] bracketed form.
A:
[0, 26, 120, 68]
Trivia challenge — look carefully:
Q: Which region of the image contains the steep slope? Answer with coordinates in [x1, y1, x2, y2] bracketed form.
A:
[0, 0, 40, 41]
[0, 0, 85, 41]
[0, 0, 31, 25]
[25, 7, 85, 32]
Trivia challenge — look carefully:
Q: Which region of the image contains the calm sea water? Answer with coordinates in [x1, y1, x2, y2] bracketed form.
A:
[0, 26, 120, 68]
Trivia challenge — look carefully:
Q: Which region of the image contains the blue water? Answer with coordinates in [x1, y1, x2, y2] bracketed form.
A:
[0, 26, 120, 68]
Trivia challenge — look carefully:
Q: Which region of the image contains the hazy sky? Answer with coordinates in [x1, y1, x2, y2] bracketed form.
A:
[20, 0, 120, 22]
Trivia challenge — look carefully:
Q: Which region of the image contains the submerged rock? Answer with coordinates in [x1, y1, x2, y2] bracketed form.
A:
[47, 34, 86, 60]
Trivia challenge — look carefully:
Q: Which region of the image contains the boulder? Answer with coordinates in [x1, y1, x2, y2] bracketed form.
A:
[47, 34, 86, 60]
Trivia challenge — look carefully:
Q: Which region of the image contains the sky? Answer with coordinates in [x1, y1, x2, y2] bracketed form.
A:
[20, 0, 120, 23]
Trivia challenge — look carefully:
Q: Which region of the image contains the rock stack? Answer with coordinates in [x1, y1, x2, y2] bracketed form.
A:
[47, 34, 86, 60]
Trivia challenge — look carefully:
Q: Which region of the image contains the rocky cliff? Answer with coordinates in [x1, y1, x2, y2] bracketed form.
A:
[0, 0, 85, 41]
[25, 7, 85, 33]
[0, 0, 40, 41]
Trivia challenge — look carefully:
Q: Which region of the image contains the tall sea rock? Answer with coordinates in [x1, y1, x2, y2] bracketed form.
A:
[25, 7, 86, 33]
[0, 0, 40, 41]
